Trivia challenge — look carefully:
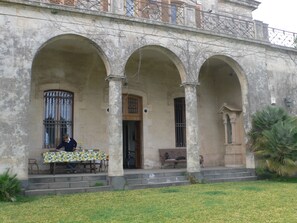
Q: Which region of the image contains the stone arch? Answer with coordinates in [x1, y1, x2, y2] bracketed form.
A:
[198, 55, 248, 167]
[122, 44, 187, 169]
[212, 55, 248, 107]
[30, 33, 111, 100]
[124, 45, 187, 83]
[31, 34, 111, 77]
[29, 34, 111, 166]
[198, 55, 249, 111]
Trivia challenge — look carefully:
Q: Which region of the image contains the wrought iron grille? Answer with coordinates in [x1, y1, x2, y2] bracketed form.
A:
[174, 97, 186, 147]
[42, 0, 109, 12]
[28, 0, 297, 48]
[43, 90, 73, 148]
[198, 10, 255, 39]
[125, 0, 185, 25]
[268, 27, 297, 48]
[128, 97, 139, 114]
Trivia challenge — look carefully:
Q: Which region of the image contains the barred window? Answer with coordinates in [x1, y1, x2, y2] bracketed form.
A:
[43, 90, 73, 148]
[226, 114, 232, 144]
[174, 97, 186, 147]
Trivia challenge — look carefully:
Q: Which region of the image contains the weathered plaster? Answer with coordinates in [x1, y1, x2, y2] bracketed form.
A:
[1, 1, 297, 180]
[184, 84, 200, 173]
[108, 77, 124, 176]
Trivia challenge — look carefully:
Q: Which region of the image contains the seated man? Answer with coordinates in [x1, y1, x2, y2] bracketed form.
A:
[56, 134, 78, 173]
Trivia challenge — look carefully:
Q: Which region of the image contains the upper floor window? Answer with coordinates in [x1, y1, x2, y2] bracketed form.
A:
[43, 90, 73, 148]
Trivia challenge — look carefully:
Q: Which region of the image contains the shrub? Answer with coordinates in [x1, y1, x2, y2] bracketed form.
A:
[93, 182, 104, 187]
[0, 169, 21, 202]
[249, 106, 289, 150]
[249, 106, 297, 177]
[260, 120, 297, 176]
[255, 167, 277, 180]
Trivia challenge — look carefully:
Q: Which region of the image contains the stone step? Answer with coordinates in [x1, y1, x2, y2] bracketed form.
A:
[203, 171, 254, 179]
[25, 186, 112, 196]
[127, 175, 187, 185]
[124, 171, 187, 180]
[206, 176, 258, 183]
[127, 181, 190, 190]
[27, 180, 107, 190]
[25, 173, 109, 195]
[24, 168, 257, 196]
[202, 168, 252, 175]
[202, 168, 256, 183]
[125, 170, 190, 189]
[28, 174, 107, 184]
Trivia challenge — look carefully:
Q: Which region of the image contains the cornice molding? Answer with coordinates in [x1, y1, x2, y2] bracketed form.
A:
[223, 0, 261, 11]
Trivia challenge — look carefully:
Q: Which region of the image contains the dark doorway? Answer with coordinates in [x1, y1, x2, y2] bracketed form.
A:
[122, 94, 142, 169]
[123, 121, 141, 169]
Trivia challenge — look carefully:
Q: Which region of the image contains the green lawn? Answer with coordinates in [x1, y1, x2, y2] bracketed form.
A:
[1, 181, 297, 223]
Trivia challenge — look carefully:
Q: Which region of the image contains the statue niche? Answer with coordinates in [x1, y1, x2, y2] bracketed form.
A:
[219, 103, 244, 167]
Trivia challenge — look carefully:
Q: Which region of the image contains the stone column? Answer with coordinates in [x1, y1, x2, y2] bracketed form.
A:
[184, 83, 201, 175]
[107, 75, 125, 189]
[230, 115, 236, 144]
[111, 0, 125, 15]
[254, 20, 269, 42]
[184, 6, 196, 28]
[223, 118, 228, 144]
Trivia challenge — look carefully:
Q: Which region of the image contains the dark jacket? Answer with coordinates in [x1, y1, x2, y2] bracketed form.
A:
[56, 138, 77, 152]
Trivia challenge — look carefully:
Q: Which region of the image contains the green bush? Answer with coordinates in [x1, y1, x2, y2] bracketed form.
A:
[260, 120, 297, 176]
[93, 182, 104, 187]
[0, 169, 21, 202]
[249, 106, 297, 177]
[255, 167, 277, 180]
[248, 106, 289, 150]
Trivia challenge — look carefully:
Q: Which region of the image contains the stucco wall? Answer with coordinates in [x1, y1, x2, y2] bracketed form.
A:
[1, 1, 297, 178]
[265, 49, 297, 114]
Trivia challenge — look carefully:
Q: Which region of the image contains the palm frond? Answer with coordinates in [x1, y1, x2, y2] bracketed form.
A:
[248, 106, 297, 177]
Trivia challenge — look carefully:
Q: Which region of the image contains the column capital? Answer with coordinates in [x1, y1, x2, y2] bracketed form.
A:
[181, 81, 200, 87]
[105, 75, 125, 82]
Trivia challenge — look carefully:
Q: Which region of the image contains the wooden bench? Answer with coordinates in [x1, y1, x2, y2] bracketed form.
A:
[159, 148, 187, 168]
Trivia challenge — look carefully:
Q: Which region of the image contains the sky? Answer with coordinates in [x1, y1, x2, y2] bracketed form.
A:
[252, 0, 297, 33]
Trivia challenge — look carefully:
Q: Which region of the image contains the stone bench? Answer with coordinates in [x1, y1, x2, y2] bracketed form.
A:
[159, 148, 187, 168]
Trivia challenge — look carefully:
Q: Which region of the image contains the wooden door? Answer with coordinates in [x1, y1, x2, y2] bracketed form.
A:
[122, 95, 142, 168]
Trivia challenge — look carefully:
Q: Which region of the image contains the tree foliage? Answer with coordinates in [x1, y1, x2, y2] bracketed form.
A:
[249, 106, 297, 176]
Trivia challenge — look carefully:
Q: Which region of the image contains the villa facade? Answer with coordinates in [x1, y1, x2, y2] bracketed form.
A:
[1, 0, 297, 187]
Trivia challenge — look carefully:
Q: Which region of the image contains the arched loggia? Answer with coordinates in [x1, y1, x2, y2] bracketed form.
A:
[198, 55, 248, 167]
[29, 34, 110, 171]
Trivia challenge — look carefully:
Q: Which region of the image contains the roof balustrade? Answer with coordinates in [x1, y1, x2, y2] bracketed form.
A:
[10, 0, 297, 49]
